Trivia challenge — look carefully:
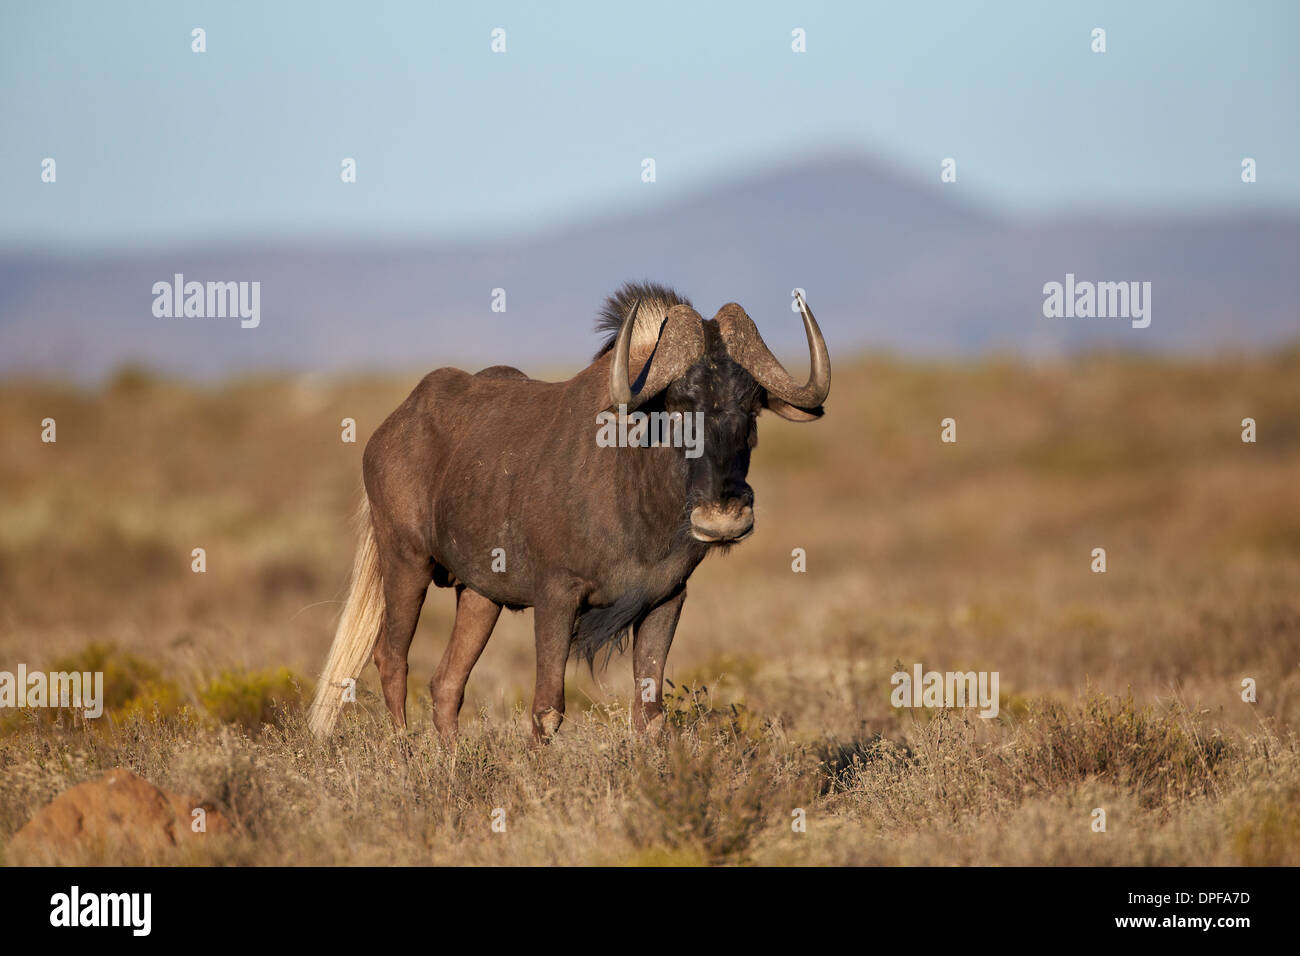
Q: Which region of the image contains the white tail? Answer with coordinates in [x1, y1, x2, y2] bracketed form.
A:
[307, 498, 385, 738]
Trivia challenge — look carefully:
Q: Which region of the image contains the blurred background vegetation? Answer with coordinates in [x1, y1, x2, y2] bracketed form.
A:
[2, 349, 1298, 864]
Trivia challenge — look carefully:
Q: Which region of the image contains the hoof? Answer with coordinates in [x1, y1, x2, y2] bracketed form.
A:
[533, 707, 564, 741]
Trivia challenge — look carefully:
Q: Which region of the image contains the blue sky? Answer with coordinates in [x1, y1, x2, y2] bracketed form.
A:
[2, 0, 1296, 252]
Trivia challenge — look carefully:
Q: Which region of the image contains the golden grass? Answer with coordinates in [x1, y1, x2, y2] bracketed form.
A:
[1, 349, 1298, 865]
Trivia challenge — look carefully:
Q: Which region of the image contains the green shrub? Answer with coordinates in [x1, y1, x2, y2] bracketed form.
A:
[199, 667, 305, 731]
[10, 642, 188, 728]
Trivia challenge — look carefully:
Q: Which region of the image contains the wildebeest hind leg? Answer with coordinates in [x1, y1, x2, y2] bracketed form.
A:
[430, 586, 502, 743]
[372, 558, 431, 729]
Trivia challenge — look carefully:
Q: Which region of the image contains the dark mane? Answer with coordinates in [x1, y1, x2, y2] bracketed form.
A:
[593, 281, 693, 360]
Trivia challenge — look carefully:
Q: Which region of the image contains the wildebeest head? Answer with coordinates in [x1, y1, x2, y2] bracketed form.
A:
[598, 282, 831, 544]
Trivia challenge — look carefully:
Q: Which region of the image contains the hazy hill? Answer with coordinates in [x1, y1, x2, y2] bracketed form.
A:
[1, 153, 1296, 379]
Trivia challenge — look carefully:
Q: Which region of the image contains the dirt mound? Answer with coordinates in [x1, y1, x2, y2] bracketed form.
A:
[8, 768, 230, 863]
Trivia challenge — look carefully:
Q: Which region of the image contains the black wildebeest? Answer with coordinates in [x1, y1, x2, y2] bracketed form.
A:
[307, 281, 830, 741]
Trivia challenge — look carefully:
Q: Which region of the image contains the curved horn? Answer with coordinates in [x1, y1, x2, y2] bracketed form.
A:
[606, 299, 708, 412]
[718, 292, 831, 410]
[608, 298, 640, 409]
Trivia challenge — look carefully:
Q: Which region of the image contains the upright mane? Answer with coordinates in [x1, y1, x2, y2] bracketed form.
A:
[593, 281, 693, 360]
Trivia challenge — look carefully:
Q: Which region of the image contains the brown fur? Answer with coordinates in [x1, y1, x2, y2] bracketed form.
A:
[308, 284, 829, 743]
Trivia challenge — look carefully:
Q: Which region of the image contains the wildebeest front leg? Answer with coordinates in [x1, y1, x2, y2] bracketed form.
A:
[632, 588, 685, 734]
[430, 586, 502, 743]
[530, 601, 579, 743]
[372, 558, 431, 729]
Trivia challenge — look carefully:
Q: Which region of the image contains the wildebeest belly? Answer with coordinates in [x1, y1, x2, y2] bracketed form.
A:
[419, 369, 701, 618]
[425, 374, 587, 604]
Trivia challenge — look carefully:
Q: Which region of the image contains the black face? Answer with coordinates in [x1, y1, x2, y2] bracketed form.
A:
[661, 328, 762, 541]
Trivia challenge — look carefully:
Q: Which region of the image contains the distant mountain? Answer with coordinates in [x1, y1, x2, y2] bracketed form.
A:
[1, 152, 1296, 380]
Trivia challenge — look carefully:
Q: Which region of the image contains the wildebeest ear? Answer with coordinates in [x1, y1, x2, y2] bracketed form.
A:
[609, 304, 706, 410]
[764, 395, 824, 421]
